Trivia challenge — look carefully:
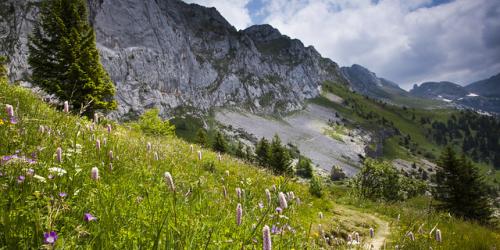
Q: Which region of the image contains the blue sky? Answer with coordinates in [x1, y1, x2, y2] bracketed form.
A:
[185, 0, 500, 89]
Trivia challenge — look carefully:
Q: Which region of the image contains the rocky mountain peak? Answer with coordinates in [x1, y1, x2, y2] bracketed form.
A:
[2, 0, 347, 119]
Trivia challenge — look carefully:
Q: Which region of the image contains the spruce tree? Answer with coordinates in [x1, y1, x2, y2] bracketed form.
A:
[269, 135, 291, 175]
[28, 0, 116, 116]
[235, 141, 245, 159]
[212, 131, 228, 153]
[255, 137, 271, 167]
[435, 147, 492, 223]
[296, 157, 313, 178]
[196, 128, 208, 147]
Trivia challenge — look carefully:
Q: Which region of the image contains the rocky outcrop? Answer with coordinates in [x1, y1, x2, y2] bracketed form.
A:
[341, 64, 407, 101]
[1, 0, 347, 119]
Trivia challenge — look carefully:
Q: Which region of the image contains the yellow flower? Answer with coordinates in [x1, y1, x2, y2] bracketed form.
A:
[0, 119, 4, 125]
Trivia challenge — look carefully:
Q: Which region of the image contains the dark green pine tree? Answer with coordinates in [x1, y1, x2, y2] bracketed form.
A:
[435, 147, 492, 223]
[269, 134, 292, 175]
[196, 128, 208, 147]
[212, 131, 228, 153]
[255, 137, 271, 168]
[28, 0, 116, 116]
[235, 141, 246, 159]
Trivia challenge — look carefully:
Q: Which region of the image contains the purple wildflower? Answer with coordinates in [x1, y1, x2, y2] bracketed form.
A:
[369, 228, 374, 238]
[48, 174, 55, 180]
[56, 147, 62, 163]
[164, 172, 175, 191]
[27, 168, 35, 176]
[236, 203, 243, 226]
[107, 124, 112, 134]
[275, 207, 282, 214]
[278, 192, 288, 209]
[271, 225, 281, 234]
[5, 104, 14, 117]
[59, 192, 67, 198]
[91, 167, 99, 180]
[63, 101, 69, 113]
[258, 201, 264, 210]
[17, 175, 25, 183]
[435, 229, 442, 242]
[43, 231, 58, 245]
[9, 116, 17, 124]
[265, 189, 271, 204]
[96, 139, 101, 151]
[236, 187, 242, 200]
[263, 225, 272, 250]
[84, 213, 97, 222]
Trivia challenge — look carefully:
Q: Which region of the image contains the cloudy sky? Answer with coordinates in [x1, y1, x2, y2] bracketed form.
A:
[184, 0, 500, 89]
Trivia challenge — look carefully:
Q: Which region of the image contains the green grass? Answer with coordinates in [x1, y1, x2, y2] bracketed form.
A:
[0, 80, 498, 249]
[0, 80, 383, 248]
[338, 194, 500, 249]
[312, 82, 499, 184]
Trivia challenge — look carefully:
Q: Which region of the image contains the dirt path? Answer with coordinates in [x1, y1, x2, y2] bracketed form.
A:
[363, 213, 390, 250]
[335, 206, 391, 249]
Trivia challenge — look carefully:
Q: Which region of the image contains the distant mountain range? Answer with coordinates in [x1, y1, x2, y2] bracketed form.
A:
[409, 73, 500, 114]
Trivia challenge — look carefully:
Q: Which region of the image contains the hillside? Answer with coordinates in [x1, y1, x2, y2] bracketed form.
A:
[311, 82, 500, 184]
[409, 75, 500, 114]
[1, 70, 499, 248]
[466, 73, 500, 98]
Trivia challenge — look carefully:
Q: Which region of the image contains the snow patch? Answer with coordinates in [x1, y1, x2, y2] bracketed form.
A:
[467, 93, 479, 97]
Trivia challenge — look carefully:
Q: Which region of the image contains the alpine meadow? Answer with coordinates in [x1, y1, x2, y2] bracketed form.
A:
[0, 0, 499, 249]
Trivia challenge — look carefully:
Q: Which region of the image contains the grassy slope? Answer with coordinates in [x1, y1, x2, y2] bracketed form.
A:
[311, 83, 499, 184]
[0, 81, 380, 248]
[0, 81, 498, 249]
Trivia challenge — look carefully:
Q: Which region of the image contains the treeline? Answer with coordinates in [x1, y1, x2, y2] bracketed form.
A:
[425, 111, 500, 168]
[195, 128, 315, 178]
[354, 147, 494, 225]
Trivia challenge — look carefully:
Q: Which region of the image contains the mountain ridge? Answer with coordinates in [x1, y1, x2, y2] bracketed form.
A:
[1, 0, 347, 120]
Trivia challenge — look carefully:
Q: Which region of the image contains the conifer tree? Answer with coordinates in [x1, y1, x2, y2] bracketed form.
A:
[196, 128, 208, 147]
[435, 147, 492, 223]
[212, 131, 228, 153]
[255, 137, 271, 167]
[235, 141, 245, 159]
[28, 0, 116, 116]
[269, 134, 291, 175]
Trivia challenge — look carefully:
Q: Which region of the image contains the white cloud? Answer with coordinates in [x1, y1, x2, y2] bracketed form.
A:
[184, 0, 253, 30]
[184, 0, 500, 89]
[260, 0, 500, 89]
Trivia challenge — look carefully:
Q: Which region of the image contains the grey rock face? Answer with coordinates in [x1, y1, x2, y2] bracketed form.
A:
[341, 64, 407, 100]
[2, 0, 347, 119]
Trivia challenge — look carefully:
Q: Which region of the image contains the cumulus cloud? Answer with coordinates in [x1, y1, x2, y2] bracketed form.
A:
[184, 0, 253, 30]
[186, 0, 500, 89]
[261, 0, 500, 89]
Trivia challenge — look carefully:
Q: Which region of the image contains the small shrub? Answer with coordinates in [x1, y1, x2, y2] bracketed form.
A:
[309, 175, 323, 197]
[136, 109, 175, 136]
[296, 157, 313, 178]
